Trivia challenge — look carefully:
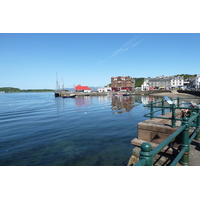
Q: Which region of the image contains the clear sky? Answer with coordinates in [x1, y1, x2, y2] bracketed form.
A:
[0, 33, 200, 89]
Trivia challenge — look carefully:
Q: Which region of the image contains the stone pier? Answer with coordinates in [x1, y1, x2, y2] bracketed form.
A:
[128, 110, 184, 166]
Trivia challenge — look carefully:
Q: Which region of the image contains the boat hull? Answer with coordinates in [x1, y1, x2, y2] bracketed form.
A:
[63, 95, 76, 98]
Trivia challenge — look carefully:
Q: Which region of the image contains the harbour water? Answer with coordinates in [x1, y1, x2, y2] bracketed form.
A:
[0, 92, 160, 166]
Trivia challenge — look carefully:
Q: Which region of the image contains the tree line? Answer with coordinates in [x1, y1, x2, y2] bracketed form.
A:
[0, 87, 54, 93]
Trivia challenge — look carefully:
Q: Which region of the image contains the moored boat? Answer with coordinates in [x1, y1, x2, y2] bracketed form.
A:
[63, 94, 76, 98]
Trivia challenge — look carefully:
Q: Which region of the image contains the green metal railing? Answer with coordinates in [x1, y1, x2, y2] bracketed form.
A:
[134, 97, 200, 166]
[144, 97, 200, 128]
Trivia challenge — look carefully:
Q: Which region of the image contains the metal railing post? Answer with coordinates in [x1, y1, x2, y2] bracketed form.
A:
[195, 108, 200, 141]
[177, 97, 180, 107]
[171, 104, 176, 128]
[140, 143, 153, 166]
[180, 117, 190, 166]
[161, 98, 165, 115]
[150, 101, 154, 119]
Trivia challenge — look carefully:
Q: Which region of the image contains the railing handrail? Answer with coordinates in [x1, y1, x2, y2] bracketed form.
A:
[144, 97, 200, 128]
[134, 107, 200, 166]
[150, 124, 186, 156]
[145, 97, 200, 105]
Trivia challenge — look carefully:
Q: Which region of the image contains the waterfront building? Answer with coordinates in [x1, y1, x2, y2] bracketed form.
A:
[98, 87, 111, 93]
[141, 75, 185, 91]
[75, 85, 92, 93]
[170, 76, 184, 89]
[141, 75, 171, 91]
[183, 78, 191, 89]
[193, 75, 200, 89]
[141, 78, 149, 91]
[183, 76, 197, 89]
[111, 76, 135, 92]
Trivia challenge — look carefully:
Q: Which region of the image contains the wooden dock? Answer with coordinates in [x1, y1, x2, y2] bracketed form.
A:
[55, 91, 108, 97]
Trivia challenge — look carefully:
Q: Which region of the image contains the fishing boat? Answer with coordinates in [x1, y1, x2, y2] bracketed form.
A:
[123, 93, 132, 96]
[113, 93, 123, 96]
[114, 93, 134, 96]
[63, 94, 76, 98]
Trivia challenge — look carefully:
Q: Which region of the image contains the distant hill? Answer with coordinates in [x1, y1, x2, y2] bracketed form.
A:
[0, 87, 21, 93]
[173, 74, 197, 79]
[89, 86, 100, 91]
[0, 87, 54, 93]
[134, 78, 145, 87]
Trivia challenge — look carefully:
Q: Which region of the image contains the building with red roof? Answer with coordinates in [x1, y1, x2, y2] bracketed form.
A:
[75, 85, 92, 93]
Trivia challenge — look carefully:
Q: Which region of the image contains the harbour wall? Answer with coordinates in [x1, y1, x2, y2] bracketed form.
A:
[128, 110, 184, 166]
[177, 90, 200, 97]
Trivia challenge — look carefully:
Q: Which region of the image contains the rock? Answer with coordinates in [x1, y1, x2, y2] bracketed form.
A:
[127, 155, 138, 166]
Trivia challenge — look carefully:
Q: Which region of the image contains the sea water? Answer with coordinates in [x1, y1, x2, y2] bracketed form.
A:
[0, 92, 159, 166]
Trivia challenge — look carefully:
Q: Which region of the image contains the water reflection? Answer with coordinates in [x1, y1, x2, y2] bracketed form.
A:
[75, 96, 92, 107]
[55, 95, 164, 115]
[140, 95, 158, 105]
[111, 96, 135, 114]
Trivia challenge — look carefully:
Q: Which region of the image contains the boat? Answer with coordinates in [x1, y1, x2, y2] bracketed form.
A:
[113, 93, 123, 96]
[63, 94, 76, 98]
[55, 92, 60, 97]
[123, 93, 134, 96]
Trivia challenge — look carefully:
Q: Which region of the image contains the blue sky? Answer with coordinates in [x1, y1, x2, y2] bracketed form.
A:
[1, 33, 200, 89]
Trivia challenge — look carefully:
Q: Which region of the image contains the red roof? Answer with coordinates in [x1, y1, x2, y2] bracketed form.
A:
[75, 85, 91, 90]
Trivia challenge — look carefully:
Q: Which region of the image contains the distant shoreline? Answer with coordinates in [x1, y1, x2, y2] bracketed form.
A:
[0, 87, 54, 93]
[1, 91, 54, 93]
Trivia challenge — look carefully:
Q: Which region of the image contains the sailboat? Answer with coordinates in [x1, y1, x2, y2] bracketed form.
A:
[55, 73, 60, 97]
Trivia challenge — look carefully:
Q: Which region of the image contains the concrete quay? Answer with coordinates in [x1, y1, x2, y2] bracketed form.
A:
[55, 91, 108, 97]
[55, 91, 136, 97]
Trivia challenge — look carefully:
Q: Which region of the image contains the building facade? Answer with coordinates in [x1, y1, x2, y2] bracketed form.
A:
[75, 85, 92, 93]
[141, 78, 150, 91]
[141, 76, 171, 91]
[141, 75, 184, 91]
[98, 87, 111, 93]
[171, 76, 184, 88]
[111, 76, 135, 92]
[193, 75, 200, 89]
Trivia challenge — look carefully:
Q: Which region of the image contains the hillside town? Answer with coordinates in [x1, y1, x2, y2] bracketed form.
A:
[141, 75, 200, 91]
[63, 75, 200, 94]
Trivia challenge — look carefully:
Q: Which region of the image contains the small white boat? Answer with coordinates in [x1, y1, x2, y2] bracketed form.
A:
[63, 94, 76, 98]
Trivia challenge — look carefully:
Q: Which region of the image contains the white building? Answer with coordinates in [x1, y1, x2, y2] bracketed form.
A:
[98, 87, 111, 93]
[141, 75, 184, 91]
[193, 75, 200, 89]
[141, 78, 149, 91]
[170, 76, 184, 88]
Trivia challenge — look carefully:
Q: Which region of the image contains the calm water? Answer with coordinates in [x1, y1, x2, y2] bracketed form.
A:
[0, 92, 159, 166]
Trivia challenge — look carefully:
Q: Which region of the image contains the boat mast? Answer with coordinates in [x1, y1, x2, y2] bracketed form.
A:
[62, 77, 64, 91]
[55, 73, 59, 91]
